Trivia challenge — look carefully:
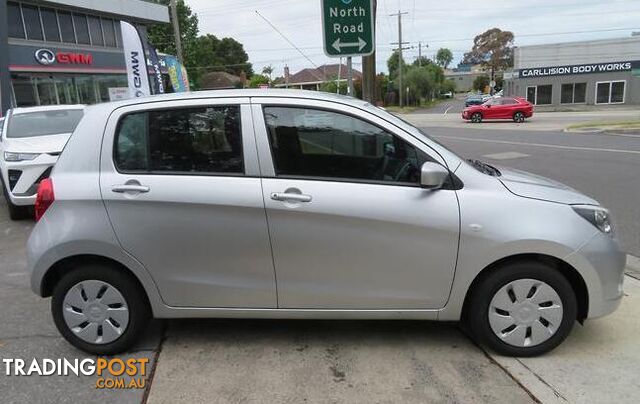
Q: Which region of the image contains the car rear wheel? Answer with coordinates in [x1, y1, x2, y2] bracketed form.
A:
[513, 111, 525, 123]
[467, 261, 577, 357]
[1, 180, 31, 220]
[51, 264, 150, 355]
[471, 112, 482, 123]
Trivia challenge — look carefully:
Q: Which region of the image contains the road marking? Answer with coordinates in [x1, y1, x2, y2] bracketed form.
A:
[482, 151, 530, 160]
[435, 135, 640, 155]
[444, 105, 453, 115]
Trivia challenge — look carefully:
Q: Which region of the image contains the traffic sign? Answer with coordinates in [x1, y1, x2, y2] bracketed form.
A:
[322, 0, 375, 58]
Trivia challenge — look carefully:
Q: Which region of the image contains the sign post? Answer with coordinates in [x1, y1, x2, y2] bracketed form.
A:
[322, 0, 375, 58]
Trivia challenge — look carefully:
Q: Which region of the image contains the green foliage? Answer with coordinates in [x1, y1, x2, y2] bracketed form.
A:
[387, 50, 407, 81]
[441, 79, 456, 94]
[147, 0, 252, 90]
[404, 64, 448, 105]
[412, 56, 432, 67]
[462, 28, 514, 75]
[320, 77, 348, 95]
[435, 48, 453, 69]
[472, 74, 503, 92]
[248, 75, 270, 88]
[473, 75, 490, 92]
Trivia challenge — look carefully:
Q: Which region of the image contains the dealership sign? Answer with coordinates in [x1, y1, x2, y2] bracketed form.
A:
[34, 49, 93, 65]
[519, 61, 640, 78]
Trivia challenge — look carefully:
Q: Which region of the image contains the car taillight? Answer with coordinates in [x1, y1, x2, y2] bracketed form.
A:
[34, 178, 54, 221]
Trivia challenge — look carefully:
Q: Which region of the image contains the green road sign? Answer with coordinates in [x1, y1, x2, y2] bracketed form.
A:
[322, 0, 375, 58]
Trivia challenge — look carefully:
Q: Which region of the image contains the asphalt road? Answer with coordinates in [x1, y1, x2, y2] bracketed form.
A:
[416, 126, 640, 256]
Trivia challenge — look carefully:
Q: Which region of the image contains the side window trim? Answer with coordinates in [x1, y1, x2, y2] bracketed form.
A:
[112, 104, 247, 177]
[258, 104, 435, 187]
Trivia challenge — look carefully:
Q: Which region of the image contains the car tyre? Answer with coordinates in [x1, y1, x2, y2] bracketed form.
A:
[471, 112, 482, 123]
[51, 264, 150, 355]
[1, 179, 31, 220]
[513, 111, 525, 123]
[468, 261, 577, 357]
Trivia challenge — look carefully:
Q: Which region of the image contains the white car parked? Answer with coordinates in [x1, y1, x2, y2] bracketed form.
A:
[1, 105, 84, 219]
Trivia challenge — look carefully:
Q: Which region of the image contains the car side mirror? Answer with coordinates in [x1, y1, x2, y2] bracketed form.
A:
[420, 162, 450, 190]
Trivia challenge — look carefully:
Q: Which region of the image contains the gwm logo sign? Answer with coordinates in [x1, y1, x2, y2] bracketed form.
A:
[34, 49, 93, 66]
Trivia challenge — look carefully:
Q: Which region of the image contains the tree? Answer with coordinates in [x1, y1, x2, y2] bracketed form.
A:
[387, 50, 407, 81]
[412, 56, 432, 67]
[473, 74, 490, 92]
[262, 65, 274, 82]
[248, 74, 270, 88]
[147, 1, 253, 89]
[148, 0, 199, 65]
[435, 48, 453, 69]
[462, 28, 514, 79]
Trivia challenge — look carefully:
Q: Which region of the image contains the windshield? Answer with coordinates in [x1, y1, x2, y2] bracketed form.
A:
[7, 109, 84, 138]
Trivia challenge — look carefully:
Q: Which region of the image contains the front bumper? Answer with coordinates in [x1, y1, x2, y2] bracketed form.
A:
[2, 154, 57, 206]
[565, 231, 626, 318]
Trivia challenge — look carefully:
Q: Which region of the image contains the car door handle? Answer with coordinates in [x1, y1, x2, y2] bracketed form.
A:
[111, 184, 150, 193]
[270, 192, 312, 203]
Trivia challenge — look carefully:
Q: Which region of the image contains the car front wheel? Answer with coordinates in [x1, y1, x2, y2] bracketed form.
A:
[51, 264, 150, 355]
[471, 112, 482, 123]
[468, 261, 577, 357]
[513, 111, 525, 123]
[1, 180, 31, 220]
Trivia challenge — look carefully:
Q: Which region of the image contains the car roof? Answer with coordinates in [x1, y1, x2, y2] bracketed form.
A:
[93, 89, 371, 111]
[10, 104, 86, 115]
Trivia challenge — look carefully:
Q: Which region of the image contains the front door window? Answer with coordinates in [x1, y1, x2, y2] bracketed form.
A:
[263, 107, 430, 186]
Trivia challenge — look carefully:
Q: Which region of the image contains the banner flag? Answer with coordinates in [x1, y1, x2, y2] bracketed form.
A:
[120, 21, 151, 98]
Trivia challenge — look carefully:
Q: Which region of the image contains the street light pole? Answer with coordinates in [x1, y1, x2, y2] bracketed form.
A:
[169, 0, 183, 63]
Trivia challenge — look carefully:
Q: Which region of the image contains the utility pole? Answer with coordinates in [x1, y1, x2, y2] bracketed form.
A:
[170, 0, 183, 63]
[337, 58, 342, 94]
[0, 0, 12, 116]
[418, 42, 422, 67]
[361, 0, 377, 103]
[390, 10, 409, 107]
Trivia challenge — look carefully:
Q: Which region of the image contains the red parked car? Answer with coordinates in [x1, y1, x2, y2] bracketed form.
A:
[462, 97, 533, 123]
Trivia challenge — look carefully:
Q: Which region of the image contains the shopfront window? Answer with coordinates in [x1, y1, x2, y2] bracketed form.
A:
[22, 4, 44, 41]
[35, 77, 58, 105]
[11, 74, 127, 108]
[11, 75, 37, 107]
[596, 81, 625, 104]
[41, 7, 61, 42]
[561, 83, 586, 104]
[526, 85, 552, 105]
[8, 2, 25, 39]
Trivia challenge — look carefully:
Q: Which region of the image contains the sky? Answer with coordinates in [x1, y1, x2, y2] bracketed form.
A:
[184, 0, 640, 77]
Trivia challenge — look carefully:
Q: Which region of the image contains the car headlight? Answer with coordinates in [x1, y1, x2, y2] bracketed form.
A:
[572, 205, 613, 234]
[4, 152, 40, 162]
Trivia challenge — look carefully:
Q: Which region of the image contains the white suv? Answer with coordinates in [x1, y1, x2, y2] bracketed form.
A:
[0, 105, 84, 219]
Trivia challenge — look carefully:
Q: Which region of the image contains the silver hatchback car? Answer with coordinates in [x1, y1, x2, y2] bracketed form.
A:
[27, 90, 625, 356]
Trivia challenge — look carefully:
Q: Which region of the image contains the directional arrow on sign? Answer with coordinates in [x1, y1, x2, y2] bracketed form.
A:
[332, 37, 367, 52]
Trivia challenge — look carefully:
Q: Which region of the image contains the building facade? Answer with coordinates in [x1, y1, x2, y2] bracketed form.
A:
[504, 37, 640, 108]
[275, 64, 363, 91]
[444, 64, 486, 93]
[2, 0, 169, 109]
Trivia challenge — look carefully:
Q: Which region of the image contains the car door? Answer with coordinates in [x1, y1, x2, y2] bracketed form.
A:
[100, 98, 277, 308]
[252, 99, 460, 309]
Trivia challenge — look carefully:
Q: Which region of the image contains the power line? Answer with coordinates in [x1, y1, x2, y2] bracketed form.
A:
[254, 10, 319, 69]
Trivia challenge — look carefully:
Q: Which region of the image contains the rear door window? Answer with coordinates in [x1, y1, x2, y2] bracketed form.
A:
[114, 106, 244, 175]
